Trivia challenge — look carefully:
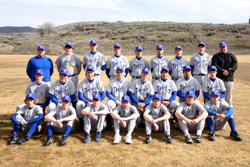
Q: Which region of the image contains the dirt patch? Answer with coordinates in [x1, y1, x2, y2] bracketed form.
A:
[235, 63, 250, 82]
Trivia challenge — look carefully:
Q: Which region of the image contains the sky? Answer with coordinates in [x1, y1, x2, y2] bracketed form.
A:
[1, 0, 250, 28]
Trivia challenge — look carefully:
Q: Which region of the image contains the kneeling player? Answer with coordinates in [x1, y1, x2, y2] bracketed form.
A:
[10, 94, 43, 145]
[205, 91, 242, 141]
[81, 94, 110, 143]
[111, 95, 140, 144]
[175, 90, 208, 144]
[143, 94, 172, 144]
[44, 96, 76, 146]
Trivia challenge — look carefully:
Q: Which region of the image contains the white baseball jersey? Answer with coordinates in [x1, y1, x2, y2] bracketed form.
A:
[82, 51, 106, 75]
[150, 55, 169, 78]
[55, 53, 82, 76]
[177, 100, 203, 119]
[25, 82, 50, 105]
[16, 105, 43, 121]
[50, 106, 76, 119]
[106, 78, 131, 101]
[153, 79, 177, 100]
[168, 57, 188, 80]
[114, 105, 138, 117]
[189, 52, 211, 75]
[205, 100, 229, 115]
[128, 79, 154, 101]
[106, 55, 129, 76]
[49, 79, 76, 103]
[129, 57, 150, 78]
[77, 78, 104, 102]
[145, 103, 169, 119]
[202, 77, 226, 96]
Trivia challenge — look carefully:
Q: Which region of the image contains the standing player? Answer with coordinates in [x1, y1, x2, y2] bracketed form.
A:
[76, 66, 105, 131]
[205, 91, 242, 141]
[189, 42, 211, 85]
[202, 66, 226, 104]
[129, 46, 150, 83]
[82, 40, 106, 80]
[10, 94, 43, 145]
[106, 44, 129, 81]
[44, 96, 76, 146]
[168, 46, 188, 83]
[150, 45, 169, 84]
[111, 95, 140, 144]
[175, 90, 208, 144]
[143, 94, 172, 144]
[81, 94, 110, 143]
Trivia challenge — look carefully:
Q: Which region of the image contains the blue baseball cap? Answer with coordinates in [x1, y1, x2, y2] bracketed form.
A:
[26, 93, 35, 100]
[93, 94, 101, 100]
[198, 42, 206, 47]
[183, 65, 192, 71]
[35, 69, 44, 75]
[211, 91, 220, 97]
[209, 66, 217, 72]
[87, 66, 95, 72]
[185, 90, 196, 98]
[153, 94, 162, 101]
[219, 42, 227, 47]
[122, 95, 130, 102]
[116, 67, 125, 72]
[175, 46, 183, 51]
[65, 42, 73, 48]
[135, 46, 143, 51]
[156, 45, 164, 50]
[62, 95, 71, 103]
[114, 43, 121, 48]
[142, 67, 149, 74]
[161, 66, 169, 72]
[60, 69, 68, 76]
[90, 40, 97, 45]
[37, 45, 45, 50]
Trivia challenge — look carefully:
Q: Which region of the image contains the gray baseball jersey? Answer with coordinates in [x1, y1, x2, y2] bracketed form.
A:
[55, 53, 82, 76]
[168, 57, 188, 80]
[145, 103, 169, 119]
[50, 106, 76, 120]
[25, 82, 50, 105]
[205, 100, 229, 115]
[77, 78, 104, 102]
[106, 78, 131, 101]
[128, 79, 154, 101]
[82, 51, 106, 75]
[177, 100, 203, 119]
[16, 105, 43, 121]
[49, 79, 76, 103]
[129, 57, 150, 78]
[189, 52, 211, 75]
[150, 55, 169, 78]
[85, 103, 108, 113]
[202, 77, 226, 96]
[114, 105, 138, 117]
[106, 55, 129, 76]
[153, 79, 177, 100]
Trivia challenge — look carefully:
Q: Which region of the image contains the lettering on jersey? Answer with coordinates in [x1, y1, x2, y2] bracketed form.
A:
[135, 87, 149, 96]
[84, 87, 98, 95]
[195, 59, 208, 66]
[172, 62, 185, 71]
[133, 62, 145, 70]
[153, 61, 167, 68]
[55, 89, 70, 96]
[157, 85, 171, 93]
[208, 86, 220, 93]
[113, 86, 128, 95]
[180, 84, 194, 92]
[111, 61, 125, 68]
[86, 57, 99, 67]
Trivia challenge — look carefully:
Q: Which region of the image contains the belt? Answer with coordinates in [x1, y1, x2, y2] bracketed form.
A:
[132, 76, 141, 79]
[194, 74, 206, 76]
[68, 74, 77, 77]
[153, 77, 160, 80]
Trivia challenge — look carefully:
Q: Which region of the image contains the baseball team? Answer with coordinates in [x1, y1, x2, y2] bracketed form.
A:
[10, 40, 242, 146]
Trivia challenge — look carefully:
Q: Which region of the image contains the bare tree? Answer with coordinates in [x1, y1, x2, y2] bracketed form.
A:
[44, 22, 56, 35]
[189, 24, 202, 40]
[36, 25, 46, 37]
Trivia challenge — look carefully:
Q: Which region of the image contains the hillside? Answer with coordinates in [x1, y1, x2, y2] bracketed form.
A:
[0, 26, 36, 33]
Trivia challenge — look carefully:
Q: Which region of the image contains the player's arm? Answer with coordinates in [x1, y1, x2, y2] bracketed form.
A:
[203, 92, 210, 100]
[106, 91, 118, 102]
[11, 113, 21, 124]
[77, 65, 82, 75]
[175, 107, 192, 124]
[155, 111, 171, 122]
[26, 60, 32, 79]
[49, 58, 54, 76]
[123, 110, 139, 121]
[143, 110, 153, 123]
[56, 65, 60, 72]
[177, 90, 185, 99]
[58, 112, 77, 122]
[193, 107, 208, 123]
[78, 92, 90, 103]
[228, 53, 238, 74]
[128, 92, 140, 105]
[28, 113, 43, 123]
[49, 93, 59, 105]
[44, 112, 57, 122]
[211, 55, 224, 73]
[111, 109, 123, 122]
[168, 91, 177, 103]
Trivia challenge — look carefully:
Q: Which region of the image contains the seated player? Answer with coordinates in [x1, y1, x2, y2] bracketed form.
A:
[143, 94, 172, 144]
[175, 90, 208, 144]
[205, 91, 242, 141]
[10, 94, 43, 145]
[81, 94, 110, 143]
[44, 96, 76, 146]
[111, 95, 140, 144]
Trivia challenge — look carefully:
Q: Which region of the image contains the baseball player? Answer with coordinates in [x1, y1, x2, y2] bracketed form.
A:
[55, 42, 82, 108]
[143, 94, 172, 144]
[168, 46, 188, 83]
[81, 94, 110, 143]
[106, 67, 131, 130]
[48, 69, 76, 113]
[176, 65, 200, 103]
[82, 40, 106, 80]
[205, 91, 242, 141]
[111, 95, 140, 144]
[106, 43, 129, 81]
[202, 66, 226, 104]
[175, 90, 208, 144]
[189, 42, 211, 85]
[150, 45, 169, 84]
[76, 66, 105, 131]
[129, 46, 150, 83]
[44, 95, 76, 146]
[10, 94, 43, 145]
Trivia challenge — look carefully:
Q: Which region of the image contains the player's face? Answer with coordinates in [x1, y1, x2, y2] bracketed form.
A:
[62, 100, 70, 110]
[174, 49, 183, 57]
[219, 47, 227, 54]
[161, 70, 168, 79]
[37, 49, 45, 57]
[59, 74, 68, 83]
[135, 50, 143, 58]
[185, 96, 195, 105]
[25, 98, 35, 108]
[209, 70, 217, 79]
[183, 70, 191, 79]
[122, 101, 130, 109]
[89, 44, 98, 52]
[64, 47, 73, 55]
[87, 70, 95, 80]
[211, 95, 220, 105]
[141, 72, 149, 81]
[93, 99, 100, 107]
[152, 98, 161, 108]
[35, 74, 44, 84]
[114, 47, 121, 56]
[156, 49, 164, 56]
[198, 46, 206, 54]
[116, 70, 124, 81]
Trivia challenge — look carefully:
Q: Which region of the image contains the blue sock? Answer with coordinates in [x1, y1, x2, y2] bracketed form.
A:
[47, 125, 53, 136]
[26, 123, 38, 138]
[64, 125, 72, 136]
[13, 123, 20, 136]
[79, 118, 83, 124]
[228, 118, 236, 132]
[206, 117, 214, 132]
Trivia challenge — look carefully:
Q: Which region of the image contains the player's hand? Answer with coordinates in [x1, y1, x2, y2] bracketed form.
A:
[121, 120, 127, 128]
[121, 117, 128, 121]
[57, 103, 62, 107]
[154, 123, 159, 131]
[191, 119, 199, 124]
[138, 103, 145, 108]
[58, 122, 63, 128]
[222, 70, 229, 76]
[186, 119, 193, 125]
[162, 101, 170, 107]
[116, 100, 122, 106]
[219, 114, 226, 122]
[87, 102, 93, 105]
[92, 114, 98, 121]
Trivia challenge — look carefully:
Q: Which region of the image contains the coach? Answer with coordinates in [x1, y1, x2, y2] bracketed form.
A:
[211, 42, 237, 107]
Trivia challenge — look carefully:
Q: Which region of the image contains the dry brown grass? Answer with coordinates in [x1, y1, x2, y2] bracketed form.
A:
[0, 54, 249, 167]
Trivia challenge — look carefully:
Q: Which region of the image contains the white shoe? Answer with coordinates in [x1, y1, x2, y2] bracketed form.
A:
[125, 134, 132, 144]
[113, 134, 122, 144]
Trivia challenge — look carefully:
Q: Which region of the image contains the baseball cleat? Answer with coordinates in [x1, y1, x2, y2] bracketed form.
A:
[45, 135, 54, 146]
[60, 135, 67, 146]
[208, 131, 215, 141]
[165, 135, 172, 144]
[230, 131, 242, 141]
[185, 135, 193, 144]
[196, 135, 202, 143]
[145, 134, 152, 144]
[84, 132, 91, 143]
[113, 134, 122, 144]
[95, 131, 101, 142]
[10, 136, 19, 145]
[18, 136, 29, 145]
[125, 134, 132, 144]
